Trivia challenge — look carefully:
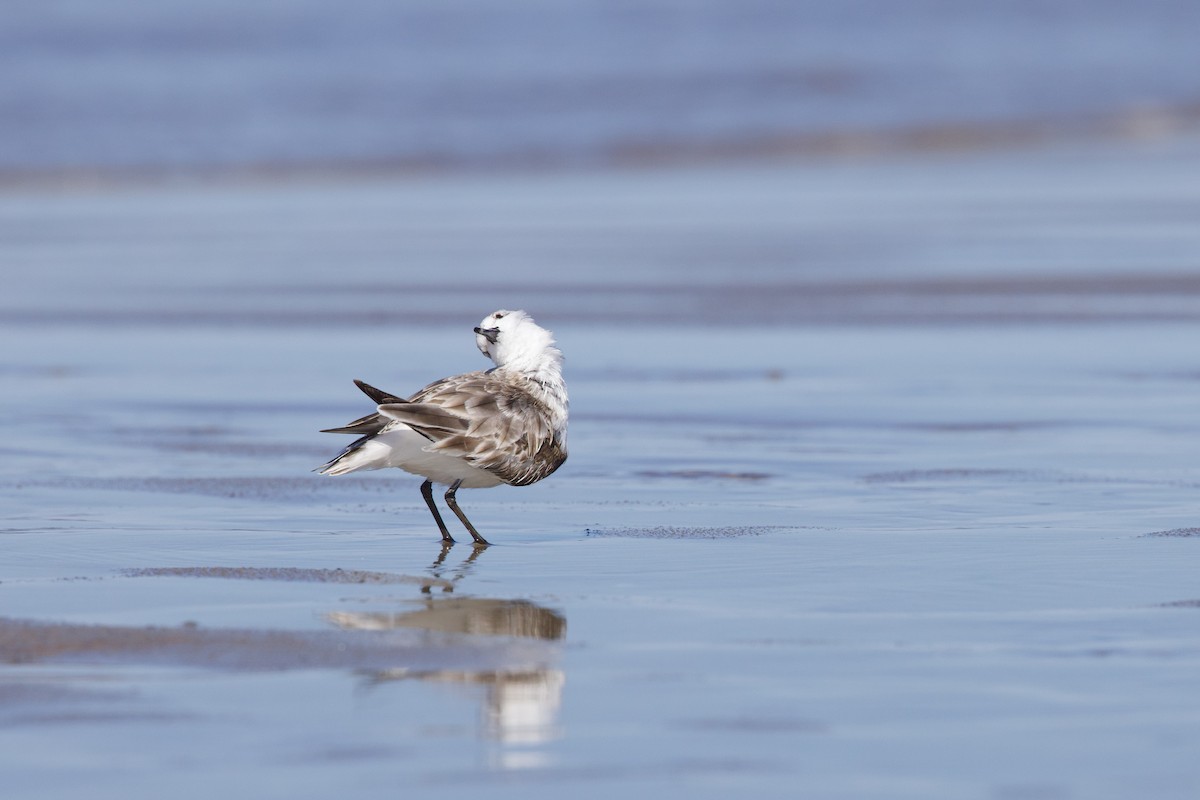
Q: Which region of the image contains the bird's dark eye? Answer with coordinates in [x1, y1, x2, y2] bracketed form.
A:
[494, 313, 505, 319]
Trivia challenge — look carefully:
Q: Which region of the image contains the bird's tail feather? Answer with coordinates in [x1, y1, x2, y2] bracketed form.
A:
[315, 434, 378, 475]
[316, 379, 407, 474]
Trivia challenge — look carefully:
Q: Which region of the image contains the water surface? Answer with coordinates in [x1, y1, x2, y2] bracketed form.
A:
[3, 138, 1200, 798]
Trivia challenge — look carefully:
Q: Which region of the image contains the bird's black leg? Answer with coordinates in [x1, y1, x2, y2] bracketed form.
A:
[444, 479, 490, 546]
[421, 479, 455, 544]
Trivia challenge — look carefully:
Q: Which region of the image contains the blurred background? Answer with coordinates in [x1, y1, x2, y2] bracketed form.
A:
[4, 0, 1200, 177]
[4, 0, 1200, 330]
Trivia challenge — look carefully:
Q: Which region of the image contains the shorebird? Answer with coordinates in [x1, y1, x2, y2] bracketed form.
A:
[317, 310, 568, 546]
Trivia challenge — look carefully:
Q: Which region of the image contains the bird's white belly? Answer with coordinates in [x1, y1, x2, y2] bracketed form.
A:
[358, 427, 505, 489]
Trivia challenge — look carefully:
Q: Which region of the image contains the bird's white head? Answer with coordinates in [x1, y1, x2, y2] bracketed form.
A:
[474, 309, 562, 376]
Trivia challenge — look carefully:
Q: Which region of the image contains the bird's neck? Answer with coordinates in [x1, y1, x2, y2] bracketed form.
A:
[499, 346, 562, 381]
[497, 348, 568, 415]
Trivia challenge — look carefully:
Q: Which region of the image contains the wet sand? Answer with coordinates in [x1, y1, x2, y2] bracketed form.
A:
[4, 137, 1200, 798]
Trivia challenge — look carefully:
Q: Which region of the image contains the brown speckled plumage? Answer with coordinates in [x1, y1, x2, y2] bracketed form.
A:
[316, 309, 568, 545]
[382, 371, 567, 486]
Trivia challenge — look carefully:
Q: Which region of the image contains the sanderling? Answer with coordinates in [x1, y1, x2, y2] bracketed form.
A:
[317, 310, 568, 546]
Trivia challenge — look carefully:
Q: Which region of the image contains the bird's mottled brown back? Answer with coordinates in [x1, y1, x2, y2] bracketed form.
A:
[398, 371, 568, 486]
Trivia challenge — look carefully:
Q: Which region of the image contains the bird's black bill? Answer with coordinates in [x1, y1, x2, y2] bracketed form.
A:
[474, 326, 500, 344]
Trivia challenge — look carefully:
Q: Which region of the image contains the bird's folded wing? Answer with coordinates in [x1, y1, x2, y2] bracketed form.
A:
[377, 402, 471, 434]
[402, 373, 566, 485]
[353, 379, 403, 404]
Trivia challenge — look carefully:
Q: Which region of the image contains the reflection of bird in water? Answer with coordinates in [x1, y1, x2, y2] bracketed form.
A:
[316, 310, 569, 546]
[421, 539, 486, 594]
[327, 598, 565, 643]
[327, 597, 566, 744]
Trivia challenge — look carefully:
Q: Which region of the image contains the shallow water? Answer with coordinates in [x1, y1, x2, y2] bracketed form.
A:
[4, 138, 1200, 798]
